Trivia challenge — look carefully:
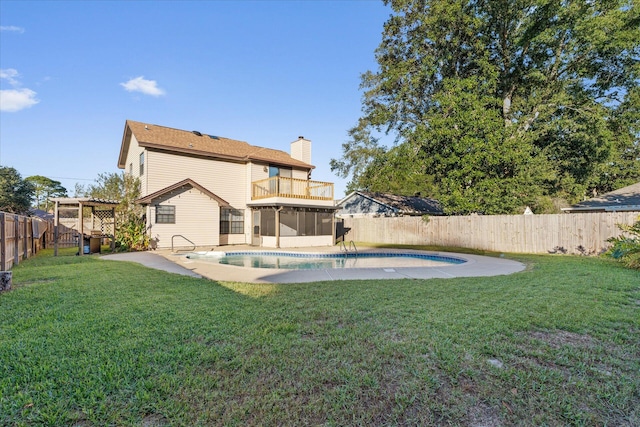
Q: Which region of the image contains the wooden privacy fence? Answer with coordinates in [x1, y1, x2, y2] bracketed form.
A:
[340, 212, 640, 255]
[1, 212, 49, 270]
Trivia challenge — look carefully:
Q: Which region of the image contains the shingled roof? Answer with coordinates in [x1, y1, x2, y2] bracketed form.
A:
[118, 120, 314, 170]
[338, 191, 444, 216]
[563, 182, 640, 212]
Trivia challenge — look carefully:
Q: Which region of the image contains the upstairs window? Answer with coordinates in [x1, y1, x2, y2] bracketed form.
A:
[269, 165, 291, 178]
[139, 152, 145, 175]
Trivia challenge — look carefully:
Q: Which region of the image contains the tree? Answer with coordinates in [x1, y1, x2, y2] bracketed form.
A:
[590, 86, 640, 195]
[77, 172, 139, 214]
[76, 172, 148, 251]
[332, 0, 640, 214]
[25, 175, 68, 211]
[0, 167, 35, 215]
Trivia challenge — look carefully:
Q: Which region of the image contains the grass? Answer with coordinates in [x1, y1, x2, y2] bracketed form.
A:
[1, 248, 639, 426]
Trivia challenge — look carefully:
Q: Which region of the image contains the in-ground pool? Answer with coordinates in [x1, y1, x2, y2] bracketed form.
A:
[186, 251, 466, 270]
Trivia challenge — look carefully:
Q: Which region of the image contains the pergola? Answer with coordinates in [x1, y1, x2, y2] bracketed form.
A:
[50, 197, 120, 256]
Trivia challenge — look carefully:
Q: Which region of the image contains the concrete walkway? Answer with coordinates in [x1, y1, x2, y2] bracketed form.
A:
[101, 252, 202, 278]
[101, 247, 526, 284]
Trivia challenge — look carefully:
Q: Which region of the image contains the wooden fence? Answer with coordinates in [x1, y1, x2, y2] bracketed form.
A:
[1, 212, 50, 270]
[45, 220, 79, 249]
[340, 212, 640, 255]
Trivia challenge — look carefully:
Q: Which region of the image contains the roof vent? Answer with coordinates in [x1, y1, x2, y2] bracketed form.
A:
[298, 136, 304, 139]
[192, 131, 202, 136]
[208, 135, 219, 140]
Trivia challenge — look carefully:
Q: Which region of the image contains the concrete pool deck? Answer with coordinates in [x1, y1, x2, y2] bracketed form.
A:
[102, 246, 526, 284]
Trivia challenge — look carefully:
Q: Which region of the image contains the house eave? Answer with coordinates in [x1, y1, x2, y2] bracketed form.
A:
[136, 178, 230, 207]
[562, 205, 640, 213]
[247, 201, 340, 210]
[117, 124, 133, 169]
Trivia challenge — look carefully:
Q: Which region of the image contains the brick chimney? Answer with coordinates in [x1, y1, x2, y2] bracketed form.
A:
[291, 136, 311, 164]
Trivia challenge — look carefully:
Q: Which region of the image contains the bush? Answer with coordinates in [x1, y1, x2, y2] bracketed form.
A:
[115, 214, 149, 251]
[607, 216, 640, 270]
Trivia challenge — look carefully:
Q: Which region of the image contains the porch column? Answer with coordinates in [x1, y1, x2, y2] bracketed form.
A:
[275, 207, 281, 249]
[332, 209, 336, 245]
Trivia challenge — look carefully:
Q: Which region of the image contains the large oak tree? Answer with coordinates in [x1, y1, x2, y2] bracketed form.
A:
[332, 0, 639, 214]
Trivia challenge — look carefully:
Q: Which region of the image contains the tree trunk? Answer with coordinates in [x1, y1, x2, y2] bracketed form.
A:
[0, 271, 12, 292]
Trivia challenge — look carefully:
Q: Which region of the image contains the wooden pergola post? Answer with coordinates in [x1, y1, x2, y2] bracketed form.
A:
[111, 206, 116, 251]
[78, 201, 84, 256]
[54, 200, 59, 256]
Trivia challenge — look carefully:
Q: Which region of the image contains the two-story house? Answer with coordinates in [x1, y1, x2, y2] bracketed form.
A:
[117, 120, 337, 249]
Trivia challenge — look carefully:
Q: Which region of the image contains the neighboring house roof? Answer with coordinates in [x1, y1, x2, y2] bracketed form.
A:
[118, 120, 314, 170]
[562, 182, 640, 212]
[31, 209, 54, 220]
[338, 191, 444, 216]
[136, 178, 230, 206]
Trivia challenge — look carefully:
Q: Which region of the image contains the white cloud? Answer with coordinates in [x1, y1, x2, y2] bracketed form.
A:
[0, 88, 39, 112]
[120, 76, 166, 97]
[0, 68, 20, 86]
[0, 68, 39, 112]
[0, 26, 25, 33]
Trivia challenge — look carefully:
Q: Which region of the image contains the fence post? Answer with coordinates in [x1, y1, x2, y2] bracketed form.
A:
[0, 212, 5, 271]
[14, 214, 19, 266]
[23, 217, 29, 260]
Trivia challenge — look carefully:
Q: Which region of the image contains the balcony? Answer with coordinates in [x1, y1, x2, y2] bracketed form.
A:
[252, 177, 334, 201]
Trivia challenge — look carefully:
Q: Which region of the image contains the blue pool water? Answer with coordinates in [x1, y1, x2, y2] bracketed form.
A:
[186, 251, 466, 270]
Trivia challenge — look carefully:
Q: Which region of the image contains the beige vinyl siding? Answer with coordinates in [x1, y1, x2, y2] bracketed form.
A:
[148, 188, 221, 249]
[223, 229, 249, 245]
[292, 168, 308, 180]
[250, 162, 269, 186]
[146, 150, 248, 208]
[126, 134, 148, 195]
[250, 161, 308, 183]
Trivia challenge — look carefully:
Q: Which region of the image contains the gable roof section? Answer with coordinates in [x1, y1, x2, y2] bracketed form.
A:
[339, 191, 444, 215]
[118, 120, 314, 170]
[563, 182, 640, 212]
[136, 178, 230, 206]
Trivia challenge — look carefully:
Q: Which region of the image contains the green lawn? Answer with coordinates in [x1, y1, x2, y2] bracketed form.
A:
[1, 249, 638, 426]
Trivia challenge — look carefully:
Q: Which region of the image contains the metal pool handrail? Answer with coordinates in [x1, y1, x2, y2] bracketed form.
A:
[340, 240, 358, 256]
[171, 235, 196, 253]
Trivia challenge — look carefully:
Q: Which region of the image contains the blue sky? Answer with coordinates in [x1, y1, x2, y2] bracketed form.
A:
[0, 0, 391, 200]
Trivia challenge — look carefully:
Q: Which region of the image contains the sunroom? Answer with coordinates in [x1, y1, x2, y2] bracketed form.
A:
[248, 203, 339, 248]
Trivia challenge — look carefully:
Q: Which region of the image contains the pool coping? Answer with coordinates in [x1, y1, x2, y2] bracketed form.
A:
[151, 246, 526, 283]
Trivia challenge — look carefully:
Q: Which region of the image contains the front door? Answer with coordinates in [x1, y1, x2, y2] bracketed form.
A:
[252, 210, 261, 246]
